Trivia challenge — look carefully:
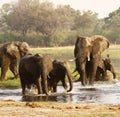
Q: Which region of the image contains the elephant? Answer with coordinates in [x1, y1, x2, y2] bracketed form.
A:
[74, 35, 109, 86]
[0, 41, 30, 80]
[96, 55, 116, 81]
[48, 60, 73, 93]
[19, 54, 53, 95]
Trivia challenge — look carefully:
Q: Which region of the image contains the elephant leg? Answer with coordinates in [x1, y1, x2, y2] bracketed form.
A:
[20, 78, 26, 94]
[61, 79, 68, 90]
[47, 78, 54, 92]
[89, 58, 98, 85]
[101, 70, 106, 81]
[80, 71, 87, 86]
[0, 57, 11, 80]
[22, 83, 26, 95]
[79, 63, 87, 86]
[96, 68, 102, 81]
[36, 78, 43, 94]
[1, 65, 9, 80]
[53, 84, 57, 92]
[41, 74, 49, 95]
[9, 62, 19, 78]
[43, 79, 48, 95]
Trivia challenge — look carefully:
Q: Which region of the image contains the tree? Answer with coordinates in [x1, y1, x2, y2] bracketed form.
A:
[72, 10, 98, 36]
[55, 5, 76, 30]
[35, 3, 76, 46]
[3, 0, 39, 36]
[104, 7, 120, 44]
[35, 1, 58, 46]
[0, 3, 11, 32]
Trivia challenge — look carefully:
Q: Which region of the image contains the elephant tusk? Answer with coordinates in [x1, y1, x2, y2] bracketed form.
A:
[87, 57, 90, 61]
[68, 58, 76, 62]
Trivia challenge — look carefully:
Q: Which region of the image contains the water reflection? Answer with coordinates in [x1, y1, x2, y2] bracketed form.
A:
[22, 93, 74, 103]
[22, 95, 57, 102]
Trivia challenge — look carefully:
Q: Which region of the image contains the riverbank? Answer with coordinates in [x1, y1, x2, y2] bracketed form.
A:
[0, 100, 120, 117]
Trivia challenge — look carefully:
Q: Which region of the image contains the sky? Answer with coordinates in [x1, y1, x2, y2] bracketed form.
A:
[0, 0, 120, 18]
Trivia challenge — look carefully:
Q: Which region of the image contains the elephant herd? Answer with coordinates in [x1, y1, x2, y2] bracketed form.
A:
[74, 35, 116, 85]
[0, 35, 117, 95]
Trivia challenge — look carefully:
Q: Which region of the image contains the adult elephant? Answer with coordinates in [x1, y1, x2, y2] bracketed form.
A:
[0, 41, 30, 80]
[19, 54, 53, 95]
[96, 55, 116, 81]
[74, 35, 109, 86]
[48, 60, 73, 93]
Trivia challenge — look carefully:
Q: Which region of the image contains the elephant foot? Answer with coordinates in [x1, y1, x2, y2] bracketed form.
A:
[22, 91, 25, 95]
[42, 89, 49, 95]
[81, 80, 88, 86]
[89, 82, 94, 86]
[81, 84, 87, 86]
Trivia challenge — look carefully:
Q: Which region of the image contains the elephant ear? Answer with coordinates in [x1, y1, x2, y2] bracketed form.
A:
[74, 36, 81, 57]
[6, 43, 20, 59]
[74, 36, 91, 59]
[91, 35, 110, 57]
[15, 42, 30, 57]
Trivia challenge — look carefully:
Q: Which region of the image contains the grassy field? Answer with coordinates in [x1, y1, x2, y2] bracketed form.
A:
[0, 45, 120, 88]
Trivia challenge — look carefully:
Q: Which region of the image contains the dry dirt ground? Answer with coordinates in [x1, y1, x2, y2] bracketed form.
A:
[0, 100, 120, 117]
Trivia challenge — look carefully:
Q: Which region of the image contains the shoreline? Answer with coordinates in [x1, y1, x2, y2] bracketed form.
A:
[0, 100, 120, 116]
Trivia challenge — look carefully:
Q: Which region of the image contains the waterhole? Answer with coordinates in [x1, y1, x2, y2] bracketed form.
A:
[0, 81, 120, 105]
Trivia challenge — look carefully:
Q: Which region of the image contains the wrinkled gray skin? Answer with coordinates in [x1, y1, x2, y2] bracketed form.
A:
[96, 56, 116, 81]
[19, 54, 53, 95]
[74, 35, 109, 86]
[0, 41, 30, 80]
[48, 60, 73, 93]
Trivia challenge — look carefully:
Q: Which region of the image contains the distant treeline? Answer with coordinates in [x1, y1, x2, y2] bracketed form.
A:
[0, 0, 120, 47]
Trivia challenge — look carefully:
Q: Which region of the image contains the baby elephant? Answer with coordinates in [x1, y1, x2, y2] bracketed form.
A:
[48, 60, 73, 93]
[96, 56, 116, 81]
[19, 54, 53, 95]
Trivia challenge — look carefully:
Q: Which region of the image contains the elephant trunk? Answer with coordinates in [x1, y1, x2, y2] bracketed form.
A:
[113, 72, 116, 79]
[111, 66, 116, 79]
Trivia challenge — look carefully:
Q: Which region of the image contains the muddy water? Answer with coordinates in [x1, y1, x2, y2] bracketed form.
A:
[0, 81, 120, 105]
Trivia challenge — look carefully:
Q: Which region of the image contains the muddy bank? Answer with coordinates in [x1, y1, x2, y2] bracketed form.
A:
[0, 100, 120, 117]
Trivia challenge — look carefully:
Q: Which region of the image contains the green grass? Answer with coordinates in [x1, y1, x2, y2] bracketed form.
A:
[0, 78, 21, 89]
[102, 47, 120, 59]
[0, 46, 120, 88]
[31, 46, 74, 60]
[0, 69, 21, 89]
